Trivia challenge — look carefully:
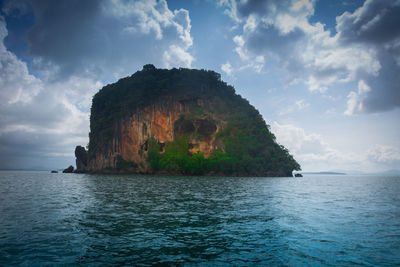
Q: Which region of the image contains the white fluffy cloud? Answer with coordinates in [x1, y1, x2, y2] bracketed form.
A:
[0, 17, 42, 104]
[108, 0, 193, 48]
[271, 122, 400, 171]
[345, 80, 371, 115]
[271, 121, 400, 171]
[221, 61, 233, 76]
[221, 0, 400, 114]
[100, 0, 194, 69]
[163, 44, 194, 68]
[271, 121, 336, 160]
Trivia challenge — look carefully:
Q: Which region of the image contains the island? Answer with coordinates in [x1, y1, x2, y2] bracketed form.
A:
[74, 65, 300, 176]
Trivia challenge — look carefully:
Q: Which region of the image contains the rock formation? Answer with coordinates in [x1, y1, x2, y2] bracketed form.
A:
[75, 65, 300, 176]
[63, 165, 74, 173]
[75, 145, 88, 173]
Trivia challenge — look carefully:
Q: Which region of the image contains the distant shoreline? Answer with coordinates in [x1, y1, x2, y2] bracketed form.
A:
[300, 172, 346, 175]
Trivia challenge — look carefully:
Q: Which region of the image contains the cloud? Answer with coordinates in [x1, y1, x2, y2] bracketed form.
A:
[221, 0, 400, 113]
[271, 121, 335, 160]
[222, 0, 314, 26]
[1, 0, 30, 17]
[271, 121, 363, 171]
[344, 80, 371, 115]
[336, 0, 400, 45]
[0, 16, 102, 169]
[163, 44, 194, 68]
[8, 0, 193, 80]
[217, 0, 240, 23]
[221, 61, 233, 76]
[0, 129, 86, 169]
[0, 74, 99, 169]
[367, 145, 400, 164]
[279, 99, 309, 115]
[0, 17, 42, 104]
[336, 0, 400, 113]
[271, 121, 400, 171]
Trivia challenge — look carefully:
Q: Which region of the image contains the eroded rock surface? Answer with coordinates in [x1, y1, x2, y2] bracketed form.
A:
[86, 97, 226, 172]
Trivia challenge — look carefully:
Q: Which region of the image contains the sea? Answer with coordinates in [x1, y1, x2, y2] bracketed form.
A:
[0, 171, 399, 266]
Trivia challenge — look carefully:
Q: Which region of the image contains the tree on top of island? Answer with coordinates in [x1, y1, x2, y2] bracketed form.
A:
[74, 65, 301, 176]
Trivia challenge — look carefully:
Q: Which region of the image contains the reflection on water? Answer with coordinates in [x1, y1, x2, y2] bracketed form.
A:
[0, 171, 399, 265]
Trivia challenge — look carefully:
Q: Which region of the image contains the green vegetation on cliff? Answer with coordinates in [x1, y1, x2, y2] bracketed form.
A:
[89, 64, 300, 176]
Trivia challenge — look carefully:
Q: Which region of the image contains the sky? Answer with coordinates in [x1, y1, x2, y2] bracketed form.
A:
[0, 0, 399, 172]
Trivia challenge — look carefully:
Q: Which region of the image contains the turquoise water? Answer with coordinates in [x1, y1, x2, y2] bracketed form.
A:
[0, 171, 399, 266]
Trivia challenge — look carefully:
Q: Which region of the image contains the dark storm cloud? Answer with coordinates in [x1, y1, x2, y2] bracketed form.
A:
[236, 0, 293, 19]
[23, 0, 137, 79]
[4, 0, 193, 80]
[363, 51, 400, 112]
[336, 0, 400, 113]
[245, 25, 305, 55]
[0, 130, 78, 169]
[26, 0, 102, 77]
[248, 25, 309, 76]
[242, 23, 310, 80]
[337, 0, 400, 45]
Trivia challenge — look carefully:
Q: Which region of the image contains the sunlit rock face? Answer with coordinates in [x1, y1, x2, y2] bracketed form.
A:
[87, 97, 226, 172]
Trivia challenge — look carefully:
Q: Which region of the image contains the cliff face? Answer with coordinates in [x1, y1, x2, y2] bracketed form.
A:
[77, 65, 301, 176]
[86, 97, 225, 172]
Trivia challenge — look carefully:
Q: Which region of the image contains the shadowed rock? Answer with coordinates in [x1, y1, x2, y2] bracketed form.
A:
[63, 165, 74, 173]
[195, 118, 217, 137]
[174, 117, 195, 135]
[75, 145, 87, 173]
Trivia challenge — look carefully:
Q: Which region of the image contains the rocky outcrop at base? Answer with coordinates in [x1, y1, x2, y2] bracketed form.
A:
[75, 146, 88, 173]
[63, 165, 74, 173]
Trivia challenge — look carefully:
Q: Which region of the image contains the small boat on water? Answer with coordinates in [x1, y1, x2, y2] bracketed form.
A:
[294, 173, 303, 177]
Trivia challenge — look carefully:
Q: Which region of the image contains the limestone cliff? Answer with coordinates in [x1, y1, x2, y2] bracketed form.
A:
[76, 65, 300, 176]
[86, 97, 226, 173]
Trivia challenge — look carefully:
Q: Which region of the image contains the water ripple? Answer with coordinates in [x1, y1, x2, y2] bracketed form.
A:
[0, 172, 399, 265]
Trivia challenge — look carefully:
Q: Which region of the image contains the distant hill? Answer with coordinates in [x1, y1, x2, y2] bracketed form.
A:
[370, 170, 400, 176]
[75, 65, 300, 176]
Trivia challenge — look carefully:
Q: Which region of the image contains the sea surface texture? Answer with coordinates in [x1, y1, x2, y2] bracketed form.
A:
[0, 171, 399, 266]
